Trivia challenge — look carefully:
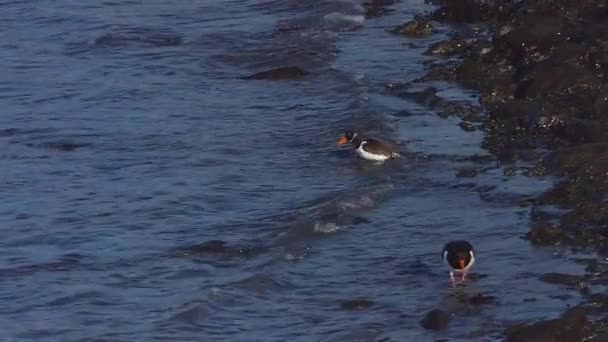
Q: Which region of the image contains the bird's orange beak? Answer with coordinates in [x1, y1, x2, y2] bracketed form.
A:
[458, 259, 466, 270]
[337, 136, 348, 145]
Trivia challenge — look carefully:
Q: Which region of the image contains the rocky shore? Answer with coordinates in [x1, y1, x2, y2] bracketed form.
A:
[391, 0, 608, 340]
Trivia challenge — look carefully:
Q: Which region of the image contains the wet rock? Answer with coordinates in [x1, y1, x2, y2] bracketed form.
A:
[393, 87, 443, 107]
[588, 293, 608, 309]
[462, 154, 495, 164]
[459, 121, 475, 132]
[456, 167, 479, 178]
[521, 163, 549, 177]
[505, 307, 587, 342]
[515, 62, 600, 99]
[467, 293, 496, 306]
[425, 37, 467, 56]
[490, 99, 540, 131]
[431, 0, 506, 23]
[503, 167, 516, 177]
[173, 240, 264, 258]
[363, 0, 396, 18]
[526, 221, 564, 245]
[588, 332, 608, 342]
[539, 272, 585, 287]
[593, 84, 608, 117]
[420, 309, 450, 331]
[243, 66, 310, 80]
[339, 298, 374, 310]
[390, 17, 432, 37]
[496, 17, 566, 63]
[471, 39, 493, 57]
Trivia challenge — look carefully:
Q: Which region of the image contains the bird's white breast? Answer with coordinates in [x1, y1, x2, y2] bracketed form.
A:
[355, 142, 389, 161]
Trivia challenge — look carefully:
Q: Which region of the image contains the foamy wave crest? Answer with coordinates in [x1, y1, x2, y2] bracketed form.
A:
[338, 194, 374, 210]
[323, 12, 365, 28]
[313, 222, 342, 233]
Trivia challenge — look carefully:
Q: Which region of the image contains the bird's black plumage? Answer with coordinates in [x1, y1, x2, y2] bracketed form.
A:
[442, 240, 474, 271]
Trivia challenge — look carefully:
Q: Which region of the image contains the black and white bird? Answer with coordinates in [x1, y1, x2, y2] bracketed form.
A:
[337, 131, 400, 162]
[442, 240, 475, 286]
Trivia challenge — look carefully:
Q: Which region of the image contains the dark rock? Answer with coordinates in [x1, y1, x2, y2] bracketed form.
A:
[503, 167, 516, 177]
[505, 307, 587, 342]
[515, 62, 600, 99]
[459, 121, 475, 132]
[526, 221, 564, 245]
[456, 167, 479, 178]
[394, 87, 443, 107]
[496, 17, 566, 63]
[490, 99, 540, 131]
[243, 66, 310, 80]
[420, 309, 450, 331]
[588, 332, 608, 342]
[425, 37, 468, 56]
[339, 298, 374, 310]
[539, 272, 585, 287]
[363, 0, 396, 18]
[431, 0, 506, 23]
[471, 39, 493, 57]
[390, 17, 432, 37]
[521, 163, 548, 177]
[587, 293, 608, 309]
[593, 85, 608, 118]
[467, 293, 496, 306]
[173, 240, 264, 258]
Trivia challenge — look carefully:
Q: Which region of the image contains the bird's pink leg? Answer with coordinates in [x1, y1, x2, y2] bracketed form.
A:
[450, 272, 457, 287]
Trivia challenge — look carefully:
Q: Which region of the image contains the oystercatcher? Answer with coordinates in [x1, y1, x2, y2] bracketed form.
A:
[337, 131, 400, 162]
[442, 240, 475, 286]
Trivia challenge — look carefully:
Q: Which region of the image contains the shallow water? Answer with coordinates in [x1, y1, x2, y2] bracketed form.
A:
[0, 0, 589, 341]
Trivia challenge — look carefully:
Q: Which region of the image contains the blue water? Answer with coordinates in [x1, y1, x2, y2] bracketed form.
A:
[0, 1, 589, 341]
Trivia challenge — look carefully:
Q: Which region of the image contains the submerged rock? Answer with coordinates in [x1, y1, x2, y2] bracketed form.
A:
[94, 29, 182, 47]
[173, 240, 264, 258]
[505, 307, 587, 342]
[431, 0, 507, 23]
[420, 309, 450, 330]
[243, 66, 310, 80]
[526, 221, 564, 246]
[390, 18, 432, 37]
[539, 273, 585, 287]
[456, 167, 479, 178]
[467, 293, 496, 306]
[363, 0, 396, 18]
[35, 141, 89, 152]
[425, 37, 468, 56]
[339, 298, 374, 310]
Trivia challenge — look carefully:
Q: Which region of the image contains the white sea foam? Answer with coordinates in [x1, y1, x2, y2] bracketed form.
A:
[323, 12, 365, 26]
[313, 222, 341, 233]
